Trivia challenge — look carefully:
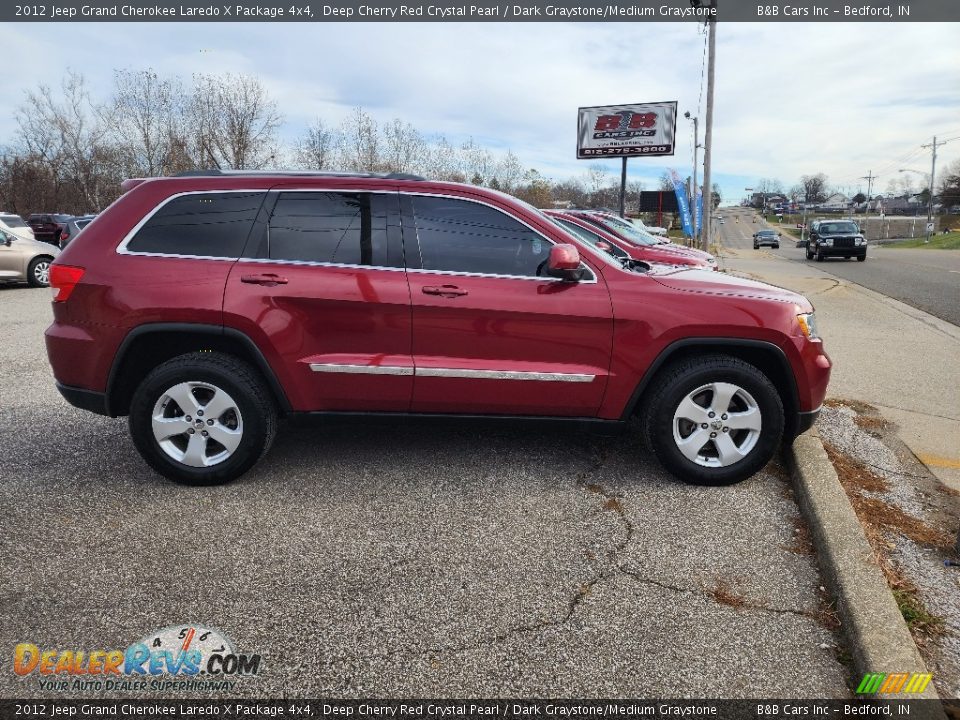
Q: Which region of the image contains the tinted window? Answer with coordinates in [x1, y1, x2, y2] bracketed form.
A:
[412, 196, 551, 277]
[267, 192, 397, 267]
[127, 192, 264, 257]
[1, 216, 28, 228]
[819, 222, 858, 234]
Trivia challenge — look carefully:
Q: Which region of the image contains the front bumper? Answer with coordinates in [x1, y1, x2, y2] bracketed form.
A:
[816, 245, 866, 258]
[795, 406, 821, 435]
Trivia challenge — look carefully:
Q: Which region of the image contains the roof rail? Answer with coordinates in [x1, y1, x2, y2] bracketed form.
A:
[175, 169, 426, 181]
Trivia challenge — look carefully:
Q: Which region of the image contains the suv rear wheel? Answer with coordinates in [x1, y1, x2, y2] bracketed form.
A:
[642, 355, 784, 485]
[129, 352, 277, 485]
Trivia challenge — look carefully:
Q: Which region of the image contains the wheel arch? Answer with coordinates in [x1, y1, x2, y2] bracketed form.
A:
[622, 338, 801, 437]
[105, 323, 292, 417]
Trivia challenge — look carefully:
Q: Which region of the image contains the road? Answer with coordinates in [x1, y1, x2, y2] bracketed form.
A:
[714, 208, 960, 327]
[711, 206, 960, 492]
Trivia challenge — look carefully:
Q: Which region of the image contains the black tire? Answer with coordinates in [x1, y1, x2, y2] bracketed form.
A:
[815, 251, 824, 261]
[773, 244, 780, 249]
[857, 255, 866, 262]
[805, 249, 813, 260]
[129, 352, 277, 485]
[641, 354, 784, 486]
[27, 256, 53, 288]
[753, 244, 758, 249]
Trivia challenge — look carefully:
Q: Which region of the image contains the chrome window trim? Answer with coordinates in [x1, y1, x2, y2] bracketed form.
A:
[309, 363, 595, 383]
[114, 187, 606, 284]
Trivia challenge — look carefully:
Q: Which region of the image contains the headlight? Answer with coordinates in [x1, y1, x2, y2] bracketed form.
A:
[797, 312, 820, 340]
[821, 238, 833, 246]
[855, 237, 865, 245]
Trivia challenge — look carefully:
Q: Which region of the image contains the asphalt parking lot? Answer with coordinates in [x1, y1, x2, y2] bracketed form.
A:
[0, 284, 851, 698]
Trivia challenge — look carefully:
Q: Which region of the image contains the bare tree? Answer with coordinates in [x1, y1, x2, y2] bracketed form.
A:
[337, 106, 380, 172]
[493, 150, 523, 191]
[109, 68, 186, 177]
[459, 138, 495, 185]
[16, 71, 116, 211]
[295, 118, 338, 170]
[381, 119, 424, 174]
[800, 173, 829, 203]
[189, 73, 282, 170]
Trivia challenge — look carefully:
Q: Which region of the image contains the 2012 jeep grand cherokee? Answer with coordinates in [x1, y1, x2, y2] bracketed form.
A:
[46, 171, 830, 487]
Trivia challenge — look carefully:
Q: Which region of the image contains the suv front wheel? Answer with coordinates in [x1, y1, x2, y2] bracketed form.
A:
[642, 355, 784, 485]
[129, 352, 277, 485]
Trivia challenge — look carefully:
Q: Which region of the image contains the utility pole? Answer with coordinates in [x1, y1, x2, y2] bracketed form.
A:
[701, 9, 716, 253]
[921, 136, 939, 244]
[860, 170, 876, 238]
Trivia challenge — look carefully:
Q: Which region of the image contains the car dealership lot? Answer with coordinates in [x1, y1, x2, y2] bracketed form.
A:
[0, 285, 849, 698]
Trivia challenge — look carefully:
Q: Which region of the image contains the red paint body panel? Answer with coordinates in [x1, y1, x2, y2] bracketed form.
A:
[409, 272, 613, 415]
[223, 261, 414, 412]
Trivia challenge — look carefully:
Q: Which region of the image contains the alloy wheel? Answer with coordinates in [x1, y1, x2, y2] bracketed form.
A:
[672, 382, 762, 467]
[151, 381, 243, 467]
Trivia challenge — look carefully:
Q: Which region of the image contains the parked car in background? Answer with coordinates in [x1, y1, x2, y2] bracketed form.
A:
[806, 220, 867, 262]
[753, 230, 781, 249]
[568, 210, 719, 269]
[28, 213, 74, 245]
[544, 210, 708, 269]
[0, 228, 59, 287]
[0, 213, 35, 241]
[47, 170, 829, 487]
[59, 215, 97, 249]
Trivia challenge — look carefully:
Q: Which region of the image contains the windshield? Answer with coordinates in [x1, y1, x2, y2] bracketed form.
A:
[819, 222, 859, 234]
[553, 218, 628, 259]
[586, 216, 658, 246]
[0, 216, 28, 228]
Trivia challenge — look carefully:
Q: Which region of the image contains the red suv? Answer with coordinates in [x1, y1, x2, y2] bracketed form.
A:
[544, 210, 712, 270]
[46, 171, 830, 487]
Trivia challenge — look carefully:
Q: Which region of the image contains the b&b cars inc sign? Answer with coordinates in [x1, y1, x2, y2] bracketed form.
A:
[577, 101, 678, 158]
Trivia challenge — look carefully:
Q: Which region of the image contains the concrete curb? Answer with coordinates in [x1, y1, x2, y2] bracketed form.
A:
[785, 427, 942, 703]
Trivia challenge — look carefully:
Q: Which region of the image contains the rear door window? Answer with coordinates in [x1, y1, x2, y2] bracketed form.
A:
[267, 191, 400, 268]
[126, 192, 265, 258]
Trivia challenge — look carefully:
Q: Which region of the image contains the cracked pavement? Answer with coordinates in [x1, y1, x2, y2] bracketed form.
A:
[0, 285, 850, 698]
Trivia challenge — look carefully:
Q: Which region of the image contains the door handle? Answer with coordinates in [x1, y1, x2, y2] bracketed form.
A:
[241, 273, 288, 286]
[422, 284, 468, 297]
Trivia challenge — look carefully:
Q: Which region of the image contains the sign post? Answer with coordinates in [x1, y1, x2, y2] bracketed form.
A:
[577, 101, 678, 219]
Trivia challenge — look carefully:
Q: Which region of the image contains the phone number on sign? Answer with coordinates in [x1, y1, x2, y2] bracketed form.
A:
[580, 146, 672, 156]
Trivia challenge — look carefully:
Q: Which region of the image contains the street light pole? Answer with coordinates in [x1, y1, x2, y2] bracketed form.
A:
[685, 112, 699, 242]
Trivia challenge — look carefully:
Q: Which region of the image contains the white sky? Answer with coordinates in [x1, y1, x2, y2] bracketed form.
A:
[5, 21, 959, 204]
